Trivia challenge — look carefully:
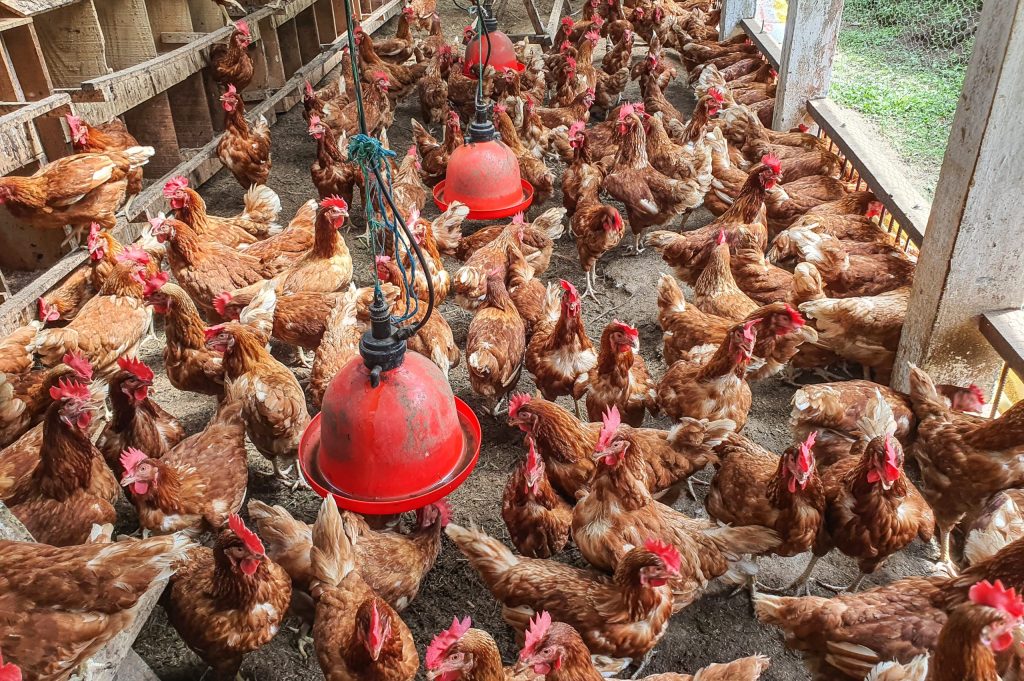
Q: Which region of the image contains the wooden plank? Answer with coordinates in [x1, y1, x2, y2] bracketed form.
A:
[4, 24, 56, 99]
[123, 91, 180, 176]
[313, 0, 336, 43]
[0, 34, 21, 100]
[0, 0, 402, 335]
[772, 0, 844, 131]
[69, 5, 274, 119]
[545, 0, 565, 40]
[295, 6, 321, 65]
[980, 311, 1024, 384]
[892, 0, 1024, 393]
[0, 0, 79, 17]
[188, 0, 224, 32]
[145, 0, 195, 53]
[523, 0, 546, 39]
[94, 0, 158, 71]
[740, 17, 780, 69]
[0, 93, 71, 175]
[0, 16, 30, 30]
[33, 0, 108, 88]
[722, 0, 756, 39]
[277, 19, 302, 77]
[271, 0, 318, 28]
[807, 98, 930, 244]
[159, 31, 207, 45]
[168, 71, 215, 149]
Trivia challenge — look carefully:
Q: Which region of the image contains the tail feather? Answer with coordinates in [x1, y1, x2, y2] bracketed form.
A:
[241, 184, 282, 225]
[121, 146, 155, 168]
[532, 207, 566, 240]
[239, 280, 277, 340]
[445, 523, 520, 591]
[310, 495, 356, 592]
[247, 499, 314, 586]
[693, 654, 771, 681]
[656, 272, 687, 318]
[431, 201, 469, 253]
[703, 524, 780, 560]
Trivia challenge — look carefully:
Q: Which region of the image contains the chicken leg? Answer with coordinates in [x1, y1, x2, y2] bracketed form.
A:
[582, 268, 601, 302]
[784, 554, 822, 596]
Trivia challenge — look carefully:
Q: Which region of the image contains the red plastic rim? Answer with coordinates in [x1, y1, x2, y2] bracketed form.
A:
[433, 179, 535, 220]
[298, 397, 481, 515]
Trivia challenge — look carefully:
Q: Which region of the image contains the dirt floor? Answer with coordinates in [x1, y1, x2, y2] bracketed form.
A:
[127, 7, 941, 681]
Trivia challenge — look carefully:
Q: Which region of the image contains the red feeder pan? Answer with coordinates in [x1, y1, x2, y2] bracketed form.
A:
[433, 136, 534, 220]
[298, 347, 481, 515]
[463, 26, 524, 77]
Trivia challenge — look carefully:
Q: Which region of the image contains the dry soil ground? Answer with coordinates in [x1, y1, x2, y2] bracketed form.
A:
[127, 7, 940, 680]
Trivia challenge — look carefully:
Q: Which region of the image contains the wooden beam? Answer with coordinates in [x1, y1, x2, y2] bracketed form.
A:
[807, 98, 929, 244]
[187, 0, 224, 32]
[0, 17, 32, 31]
[740, 17, 780, 69]
[720, 0, 756, 40]
[980, 311, 1024, 385]
[123, 91, 180, 176]
[0, 93, 71, 175]
[313, 0, 337, 43]
[772, 0, 844, 131]
[159, 31, 207, 46]
[892, 0, 1024, 392]
[295, 6, 321, 65]
[523, 0, 546, 39]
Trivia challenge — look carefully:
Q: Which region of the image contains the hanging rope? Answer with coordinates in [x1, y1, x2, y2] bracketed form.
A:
[340, 0, 434, 335]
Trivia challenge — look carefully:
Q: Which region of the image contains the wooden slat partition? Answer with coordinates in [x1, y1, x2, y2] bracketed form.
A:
[807, 98, 930, 246]
[0, 0, 402, 336]
[740, 17, 780, 69]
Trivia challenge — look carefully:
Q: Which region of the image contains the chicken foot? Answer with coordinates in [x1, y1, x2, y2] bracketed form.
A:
[632, 233, 646, 255]
[630, 650, 657, 679]
[582, 268, 602, 302]
[818, 570, 868, 594]
[782, 554, 822, 596]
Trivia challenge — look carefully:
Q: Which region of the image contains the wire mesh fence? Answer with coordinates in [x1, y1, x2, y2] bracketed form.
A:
[830, 0, 981, 197]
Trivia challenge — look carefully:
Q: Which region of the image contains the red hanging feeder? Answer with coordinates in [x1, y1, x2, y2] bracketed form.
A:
[434, 7, 533, 220]
[462, 15, 523, 77]
[298, 18, 481, 512]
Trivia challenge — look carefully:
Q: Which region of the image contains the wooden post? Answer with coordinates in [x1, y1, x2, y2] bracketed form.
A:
[145, 0, 196, 52]
[772, 0, 844, 131]
[719, 0, 756, 40]
[331, 0, 347, 35]
[168, 72, 216, 150]
[188, 0, 225, 31]
[891, 0, 1024, 393]
[258, 17, 288, 87]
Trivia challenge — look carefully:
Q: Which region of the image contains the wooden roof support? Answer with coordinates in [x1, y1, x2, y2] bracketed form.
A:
[773, 0, 844, 131]
[719, 0, 755, 40]
[892, 0, 1024, 393]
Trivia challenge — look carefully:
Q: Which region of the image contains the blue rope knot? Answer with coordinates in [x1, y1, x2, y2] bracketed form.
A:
[348, 133, 395, 170]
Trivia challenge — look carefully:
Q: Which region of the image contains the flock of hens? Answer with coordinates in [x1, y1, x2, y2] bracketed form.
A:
[0, 0, 1023, 679]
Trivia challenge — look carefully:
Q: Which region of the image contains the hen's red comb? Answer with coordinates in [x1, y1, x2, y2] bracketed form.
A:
[235, 19, 250, 36]
[425, 616, 472, 669]
[116, 245, 151, 267]
[761, 154, 782, 174]
[49, 377, 91, 403]
[203, 323, 227, 341]
[305, 81, 315, 97]
[526, 436, 541, 473]
[559, 279, 579, 302]
[509, 393, 531, 418]
[225, 83, 238, 96]
[520, 611, 552, 659]
[117, 356, 154, 382]
[715, 229, 727, 246]
[229, 514, 265, 555]
[968, 384, 986, 406]
[597, 405, 621, 451]
[613, 319, 639, 340]
[143, 271, 169, 298]
[798, 431, 817, 471]
[212, 292, 233, 318]
[120, 447, 148, 477]
[708, 88, 725, 104]
[644, 538, 682, 575]
[62, 351, 93, 381]
[970, 579, 1024, 619]
[162, 176, 188, 197]
[321, 196, 349, 211]
[782, 304, 805, 328]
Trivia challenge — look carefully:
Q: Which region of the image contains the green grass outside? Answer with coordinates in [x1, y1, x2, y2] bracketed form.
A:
[828, 0, 975, 196]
